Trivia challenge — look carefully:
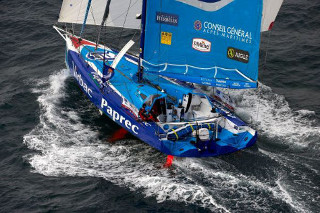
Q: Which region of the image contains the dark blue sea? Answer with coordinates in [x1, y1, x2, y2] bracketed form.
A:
[1, 0, 319, 212]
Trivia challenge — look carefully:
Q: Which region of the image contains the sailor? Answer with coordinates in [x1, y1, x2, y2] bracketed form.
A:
[139, 103, 149, 121]
[103, 67, 114, 82]
[100, 66, 114, 91]
[139, 103, 158, 122]
[149, 107, 159, 122]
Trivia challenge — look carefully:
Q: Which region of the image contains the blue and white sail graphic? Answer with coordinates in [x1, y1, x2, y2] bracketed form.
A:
[142, 0, 263, 89]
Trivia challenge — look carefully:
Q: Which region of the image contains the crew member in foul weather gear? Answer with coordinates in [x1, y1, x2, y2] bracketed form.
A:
[149, 108, 159, 122]
[139, 104, 149, 121]
[102, 67, 114, 82]
[139, 103, 158, 122]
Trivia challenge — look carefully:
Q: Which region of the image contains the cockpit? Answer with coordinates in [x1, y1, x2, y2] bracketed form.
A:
[140, 91, 218, 123]
[136, 74, 219, 124]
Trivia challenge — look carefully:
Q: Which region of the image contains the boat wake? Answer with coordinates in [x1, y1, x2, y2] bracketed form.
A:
[230, 84, 320, 151]
[23, 70, 318, 212]
[228, 84, 320, 212]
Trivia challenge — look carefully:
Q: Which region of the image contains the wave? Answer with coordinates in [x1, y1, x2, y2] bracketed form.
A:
[23, 70, 230, 211]
[23, 71, 315, 212]
[227, 84, 320, 151]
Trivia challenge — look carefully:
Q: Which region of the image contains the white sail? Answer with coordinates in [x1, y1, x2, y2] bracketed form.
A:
[58, 0, 142, 29]
[261, 0, 284, 31]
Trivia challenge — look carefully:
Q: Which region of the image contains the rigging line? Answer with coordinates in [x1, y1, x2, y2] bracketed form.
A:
[71, 23, 75, 35]
[89, 5, 101, 40]
[256, 4, 269, 122]
[90, 7, 96, 25]
[123, 80, 135, 106]
[113, 66, 133, 82]
[257, 30, 272, 122]
[96, 0, 112, 48]
[130, 31, 138, 42]
[78, 50, 135, 85]
[143, 60, 240, 71]
[70, 31, 135, 85]
[104, 0, 140, 26]
[116, 0, 133, 48]
[76, 0, 85, 30]
[101, 59, 134, 82]
[77, 44, 134, 83]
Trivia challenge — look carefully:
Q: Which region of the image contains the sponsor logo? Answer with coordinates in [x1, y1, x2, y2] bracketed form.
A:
[156, 12, 179, 26]
[244, 83, 251, 88]
[216, 79, 227, 88]
[194, 20, 202, 30]
[101, 98, 139, 134]
[231, 82, 241, 87]
[200, 77, 213, 85]
[194, 20, 253, 44]
[72, 62, 93, 98]
[227, 47, 249, 63]
[161, 31, 172, 45]
[192, 38, 211, 52]
[216, 79, 227, 84]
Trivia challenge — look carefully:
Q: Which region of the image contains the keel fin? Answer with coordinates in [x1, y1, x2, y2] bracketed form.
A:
[163, 155, 174, 168]
[109, 128, 129, 142]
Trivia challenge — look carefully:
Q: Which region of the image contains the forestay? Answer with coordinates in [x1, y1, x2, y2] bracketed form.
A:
[58, 0, 142, 29]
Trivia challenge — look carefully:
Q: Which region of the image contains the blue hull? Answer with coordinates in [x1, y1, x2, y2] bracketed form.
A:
[64, 37, 257, 157]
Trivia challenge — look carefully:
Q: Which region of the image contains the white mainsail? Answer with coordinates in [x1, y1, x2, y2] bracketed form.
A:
[261, 0, 284, 31]
[58, 0, 142, 29]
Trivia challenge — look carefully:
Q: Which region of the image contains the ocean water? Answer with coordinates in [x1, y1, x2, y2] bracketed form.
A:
[1, 0, 319, 212]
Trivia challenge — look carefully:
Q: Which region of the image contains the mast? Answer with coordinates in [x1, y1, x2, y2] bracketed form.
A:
[137, 0, 147, 83]
[96, 0, 112, 49]
[80, 0, 93, 37]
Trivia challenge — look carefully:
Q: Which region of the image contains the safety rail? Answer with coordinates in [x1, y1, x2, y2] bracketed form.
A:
[159, 117, 224, 142]
[141, 59, 254, 82]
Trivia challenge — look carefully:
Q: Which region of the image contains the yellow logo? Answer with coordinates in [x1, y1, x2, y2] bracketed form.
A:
[161, 31, 172, 45]
[227, 47, 250, 63]
[228, 48, 235, 58]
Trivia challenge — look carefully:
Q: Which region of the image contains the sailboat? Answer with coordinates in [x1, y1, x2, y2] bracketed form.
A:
[54, 0, 283, 158]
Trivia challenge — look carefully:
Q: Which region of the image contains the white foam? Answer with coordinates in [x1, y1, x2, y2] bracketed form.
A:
[225, 83, 320, 149]
[275, 178, 309, 213]
[175, 158, 310, 212]
[23, 71, 314, 212]
[296, 109, 316, 117]
[23, 70, 230, 212]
